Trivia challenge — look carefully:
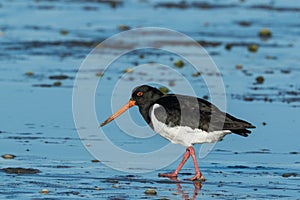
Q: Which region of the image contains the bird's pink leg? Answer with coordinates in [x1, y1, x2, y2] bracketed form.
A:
[158, 148, 191, 178]
[188, 146, 205, 181]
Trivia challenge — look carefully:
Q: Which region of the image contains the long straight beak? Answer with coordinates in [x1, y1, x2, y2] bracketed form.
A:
[100, 99, 136, 127]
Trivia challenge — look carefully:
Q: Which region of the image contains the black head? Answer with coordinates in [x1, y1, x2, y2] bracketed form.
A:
[131, 85, 164, 106]
[100, 85, 164, 127]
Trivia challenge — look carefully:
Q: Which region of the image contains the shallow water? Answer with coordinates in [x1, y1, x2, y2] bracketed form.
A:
[1, 0, 300, 199]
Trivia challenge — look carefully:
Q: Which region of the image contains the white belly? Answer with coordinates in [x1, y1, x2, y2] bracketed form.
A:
[150, 104, 231, 147]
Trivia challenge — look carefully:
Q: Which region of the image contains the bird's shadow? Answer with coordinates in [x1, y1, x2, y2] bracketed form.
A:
[162, 177, 203, 200]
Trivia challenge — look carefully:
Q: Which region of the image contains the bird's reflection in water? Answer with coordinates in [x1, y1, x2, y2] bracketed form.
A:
[167, 177, 203, 200]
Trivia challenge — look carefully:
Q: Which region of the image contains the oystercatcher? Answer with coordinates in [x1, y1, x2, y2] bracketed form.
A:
[100, 85, 255, 181]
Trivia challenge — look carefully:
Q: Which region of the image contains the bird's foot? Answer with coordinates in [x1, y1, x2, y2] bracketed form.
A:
[189, 173, 205, 181]
[158, 172, 178, 179]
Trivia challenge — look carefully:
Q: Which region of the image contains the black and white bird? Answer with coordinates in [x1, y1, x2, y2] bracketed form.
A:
[100, 85, 255, 181]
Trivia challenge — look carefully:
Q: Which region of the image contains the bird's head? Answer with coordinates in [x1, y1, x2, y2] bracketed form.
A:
[131, 85, 164, 106]
[100, 85, 164, 127]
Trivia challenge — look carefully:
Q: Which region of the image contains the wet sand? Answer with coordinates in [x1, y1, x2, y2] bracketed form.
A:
[1, 0, 300, 199]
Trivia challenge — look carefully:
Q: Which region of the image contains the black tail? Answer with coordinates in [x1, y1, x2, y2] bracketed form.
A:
[230, 128, 252, 137]
[224, 114, 256, 137]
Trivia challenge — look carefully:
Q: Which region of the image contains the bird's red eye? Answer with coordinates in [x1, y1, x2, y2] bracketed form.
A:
[137, 91, 143, 96]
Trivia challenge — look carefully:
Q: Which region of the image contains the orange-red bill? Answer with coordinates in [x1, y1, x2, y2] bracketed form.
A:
[100, 99, 136, 127]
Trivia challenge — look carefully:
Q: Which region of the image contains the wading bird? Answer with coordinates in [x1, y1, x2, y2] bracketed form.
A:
[101, 85, 255, 181]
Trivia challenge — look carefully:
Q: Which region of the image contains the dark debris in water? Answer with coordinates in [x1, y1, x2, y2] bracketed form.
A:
[155, 1, 300, 12]
[282, 173, 298, 178]
[144, 188, 157, 195]
[250, 4, 300, 12]
[255, 76, 265, 84]
[1, 154, 16, 159]
[53, 81, 62, 86]
[118, 24, 131, 31]
[237, 21, 252, 27]
[225, 42, 289, 51]
[244, 149, 271, 154]
[1, 167, 41, 174]
[7, 136, 41, 140]
[4, 40, 100, 58]
[173, 60, 184, 68]
[25, 71, 34, 77]
[231, 87, 300, 106]
[227, 165, 250, 169]
[155, 1, 237, 9]
[153, 39, 222, 48]
[55, 165, 73, 168]
[39, 188, 49, 194]
[32, 82, 73, 88]
[259, 28, 272, 38]
[77, 0, 123, 8]
[4, 40, 98, 50]
[198, 40, 222, 47]
[49, 74, 71, 80]
[159, 86, 169, 94]
[248, 44, 259, 52]
[29, 0, 123, 9]
[32, 84, 53, 88]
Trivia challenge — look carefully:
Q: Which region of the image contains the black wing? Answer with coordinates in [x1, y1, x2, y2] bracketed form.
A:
[152, 94, 255, 137]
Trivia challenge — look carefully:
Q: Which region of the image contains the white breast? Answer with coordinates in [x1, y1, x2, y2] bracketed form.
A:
[150, 104, 231, 147]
